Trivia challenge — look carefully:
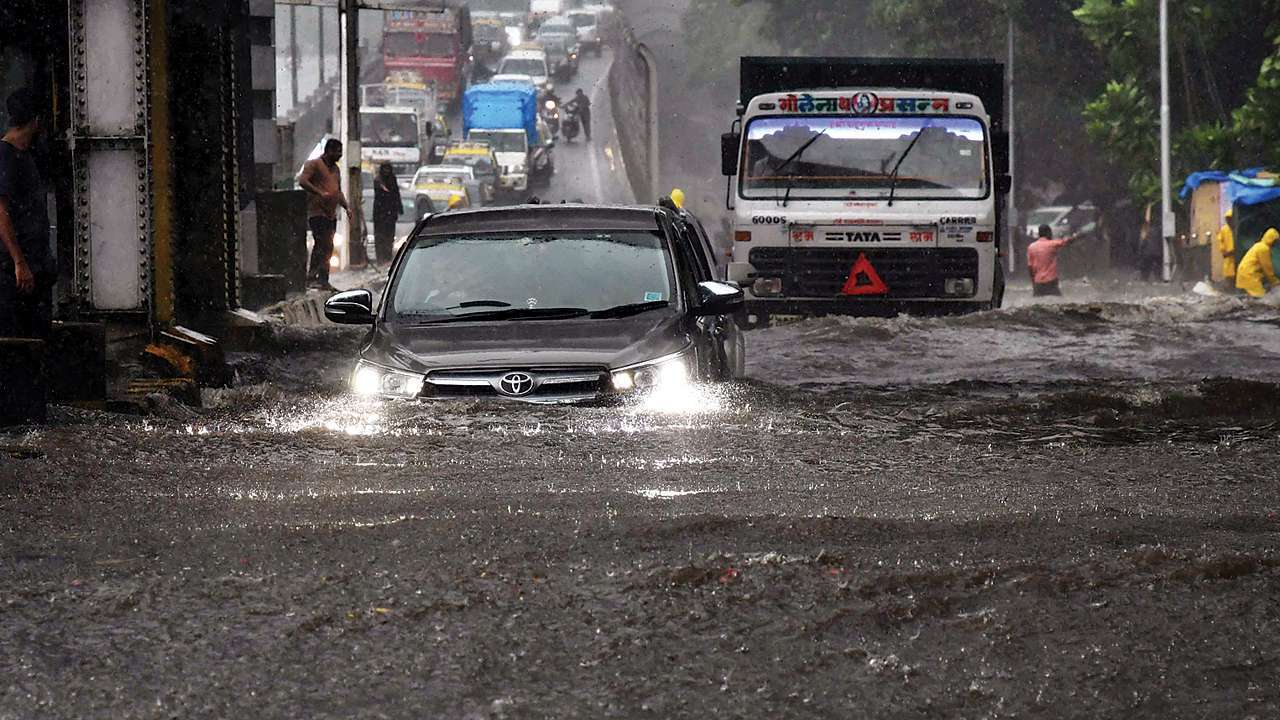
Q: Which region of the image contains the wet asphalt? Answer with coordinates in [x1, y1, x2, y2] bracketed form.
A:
[4, 280, 1280, 718]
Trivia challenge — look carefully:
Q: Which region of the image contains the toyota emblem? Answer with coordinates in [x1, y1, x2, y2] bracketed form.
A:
[498, 372, 535, 397]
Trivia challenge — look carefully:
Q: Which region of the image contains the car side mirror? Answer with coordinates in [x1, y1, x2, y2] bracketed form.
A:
[324, 289, 375, 325]
[694, 280, 744, 316]
[996, 174, 1012, 195]
[721, 132, 740, 176]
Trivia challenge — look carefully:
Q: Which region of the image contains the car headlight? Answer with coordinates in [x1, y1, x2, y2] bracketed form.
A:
[352, 360, 425, 399]
[611, 349, 692, 393]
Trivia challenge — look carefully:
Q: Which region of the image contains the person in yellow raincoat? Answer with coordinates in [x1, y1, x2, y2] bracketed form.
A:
[669, 188, 686, 209]
[1217, 209, 1236, 281]
[1235, 228, 1280, 298]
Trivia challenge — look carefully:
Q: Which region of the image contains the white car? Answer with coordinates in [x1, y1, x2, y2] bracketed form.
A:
[497, 49, 551, 92]
[567, 9, 602, 55]
[1025, 203, 1098, 238]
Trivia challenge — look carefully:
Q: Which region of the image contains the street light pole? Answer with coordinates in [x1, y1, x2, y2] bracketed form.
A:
[1159, 0, 1174, 282]
[337, 0, 363, 270]
[1007, 11, 1018, 275]
[290, 5, 300, 108]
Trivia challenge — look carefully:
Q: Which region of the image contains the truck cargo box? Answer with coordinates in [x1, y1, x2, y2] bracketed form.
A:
[462, 83, 539, 143]
[739, 56, 1005, 133]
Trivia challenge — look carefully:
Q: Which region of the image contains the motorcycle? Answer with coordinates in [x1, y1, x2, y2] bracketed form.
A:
[561, 105, 581, 143]
[541, 99, 561, 139]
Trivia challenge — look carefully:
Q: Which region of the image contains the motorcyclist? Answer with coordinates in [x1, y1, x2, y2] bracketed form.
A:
[565, 89, 592, 141]
[541, 89, 562, 138]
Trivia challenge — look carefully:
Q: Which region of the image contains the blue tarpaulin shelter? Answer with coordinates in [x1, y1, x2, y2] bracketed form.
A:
[1180, 168, 1280, 208]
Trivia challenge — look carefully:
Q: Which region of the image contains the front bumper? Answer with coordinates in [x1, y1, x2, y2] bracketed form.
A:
[740, 296, 986, 318]
[499, 172, 529, 191]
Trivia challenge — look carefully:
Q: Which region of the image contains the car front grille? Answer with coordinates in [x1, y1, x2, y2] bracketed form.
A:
[749, 247, 980, 298]
[421, 367, 609, 402]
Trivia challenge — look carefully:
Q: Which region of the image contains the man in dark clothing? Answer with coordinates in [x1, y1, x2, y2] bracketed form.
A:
[372, 162, 402, 266]
[568, 88, 592, 142]
[0, 88, 52, 339]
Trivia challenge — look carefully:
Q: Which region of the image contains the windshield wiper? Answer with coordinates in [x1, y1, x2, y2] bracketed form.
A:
[589, 300, 671, 319]
[415, 307, 590, 324]
[447, 300, 512, 309]
[773, 129, 827, 208]
[886, 128, 927, 208]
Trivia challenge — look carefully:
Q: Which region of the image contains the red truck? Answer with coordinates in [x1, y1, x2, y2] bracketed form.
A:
[384, 5, 473, 105]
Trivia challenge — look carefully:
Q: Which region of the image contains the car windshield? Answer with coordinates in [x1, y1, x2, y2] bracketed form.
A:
[391, 231, 674, 321]
[540, 37, 570, 53]
[417, 170, 468, 185]
[447, 153, 496, 174]
[1027, 209, 1067, 227]
[469, 0, 530, 11]
[475, 24, 506, 41]
[361, 113, 419, 148]
[499, 58, 546, 77]
[570, 14, 596, 27]
[540, 23, 575, 36]
[469, 131, 527, 153]
[385, 32, 455, 58]
[742, 116, 989, 200]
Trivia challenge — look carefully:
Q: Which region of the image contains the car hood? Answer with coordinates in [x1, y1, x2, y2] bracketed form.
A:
[364, 312, 690, 372]
[495, 151, 528, 167]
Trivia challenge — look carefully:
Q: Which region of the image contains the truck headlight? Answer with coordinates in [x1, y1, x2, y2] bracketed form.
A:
[352, 360, 425, 399]
[944, 278, 975, 297]
[611, 349, 692, 393]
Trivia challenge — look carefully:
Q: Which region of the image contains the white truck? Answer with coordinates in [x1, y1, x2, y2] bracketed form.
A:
[359, 84, 440, 184]
[722, 57, 1011, 321]
[360, 106, 422, 184]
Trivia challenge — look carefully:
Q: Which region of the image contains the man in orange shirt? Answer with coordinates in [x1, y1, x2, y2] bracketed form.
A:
[1026, 224, 1075, 297]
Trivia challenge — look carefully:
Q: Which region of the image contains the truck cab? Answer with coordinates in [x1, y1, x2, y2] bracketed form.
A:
[384, 6, 473, 105]
[463, 82, 555, 194]
[723, 57, 1011, 320]
[360, 106, 422, 184]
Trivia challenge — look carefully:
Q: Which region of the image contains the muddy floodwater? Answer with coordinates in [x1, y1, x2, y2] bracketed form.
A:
[4, 283, 1280, 718]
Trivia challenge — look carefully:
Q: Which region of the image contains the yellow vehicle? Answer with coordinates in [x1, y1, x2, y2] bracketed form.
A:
[442, 142, 499, 203]
[411, 166, 476, 216]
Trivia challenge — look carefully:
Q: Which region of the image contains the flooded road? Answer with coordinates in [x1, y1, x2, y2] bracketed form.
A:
[4, 286, 1280, 718]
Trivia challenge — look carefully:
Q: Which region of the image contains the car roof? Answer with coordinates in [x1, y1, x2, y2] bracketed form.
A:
[490, 73, 535, 84]
[506, 48, 547, 60]
[416, 165, 473, 176]
[415, 205, 669, 237]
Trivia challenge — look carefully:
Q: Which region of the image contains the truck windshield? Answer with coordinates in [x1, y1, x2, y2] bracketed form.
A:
[390, 232, 674, 321]
[741, 116, 988, 201]
[362, 113, 419, 148]
[469, 131, 527, 153]
[385, 32, 455, 58]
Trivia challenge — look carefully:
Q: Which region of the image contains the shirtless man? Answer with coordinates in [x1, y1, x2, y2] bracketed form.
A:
[298, 139, 349, 290]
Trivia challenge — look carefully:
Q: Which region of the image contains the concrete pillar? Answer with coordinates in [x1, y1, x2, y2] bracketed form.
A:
[0, 339, 46, 425]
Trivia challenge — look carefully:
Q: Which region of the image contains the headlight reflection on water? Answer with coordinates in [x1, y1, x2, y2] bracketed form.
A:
[263, 397, 389, 437]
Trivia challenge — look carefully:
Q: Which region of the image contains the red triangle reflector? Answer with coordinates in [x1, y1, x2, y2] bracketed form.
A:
[841, 253, 889, 296]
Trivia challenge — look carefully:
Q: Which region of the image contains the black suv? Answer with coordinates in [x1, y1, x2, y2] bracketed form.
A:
[325, 204, 745, 403]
